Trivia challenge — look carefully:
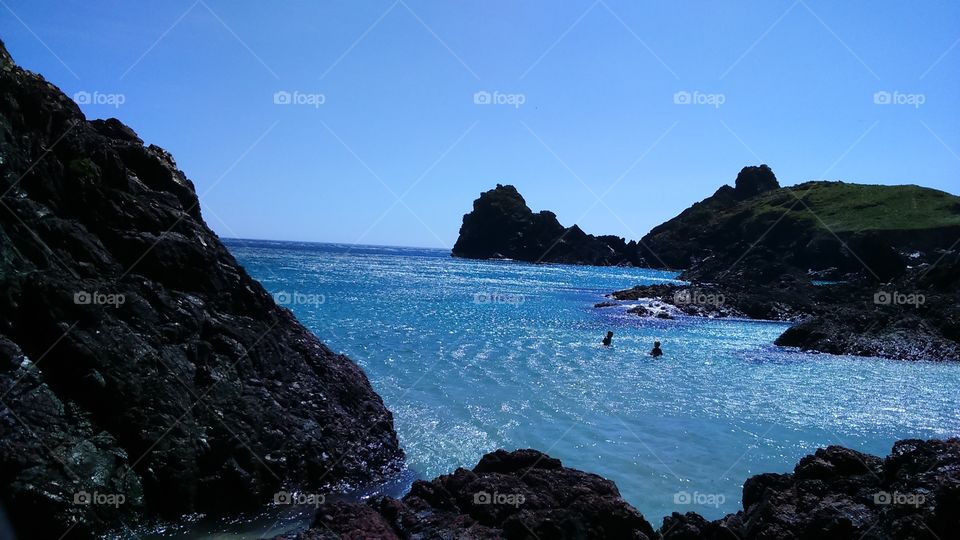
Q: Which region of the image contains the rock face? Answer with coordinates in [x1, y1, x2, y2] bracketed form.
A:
[452, 184, 642, 266]
[0, 40, 402, 538]
[286, 449, 659, 540]
[286, 440, 959, 539]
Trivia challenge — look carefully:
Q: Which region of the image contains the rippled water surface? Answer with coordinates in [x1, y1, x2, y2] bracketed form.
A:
[226, 239, 960, 521]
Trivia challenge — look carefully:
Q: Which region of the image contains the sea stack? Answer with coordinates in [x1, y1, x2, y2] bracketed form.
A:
[452, 184, 642, 266]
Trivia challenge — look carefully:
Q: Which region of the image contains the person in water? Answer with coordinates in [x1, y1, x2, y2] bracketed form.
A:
[602, 331, 614, 346]
[650, 340, 663, 357]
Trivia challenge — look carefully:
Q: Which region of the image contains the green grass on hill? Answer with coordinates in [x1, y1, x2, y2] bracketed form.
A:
[745, 182, 960, 232]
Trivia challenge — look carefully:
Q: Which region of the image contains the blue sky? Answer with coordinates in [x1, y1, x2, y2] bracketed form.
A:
[2, 0, 958, 248]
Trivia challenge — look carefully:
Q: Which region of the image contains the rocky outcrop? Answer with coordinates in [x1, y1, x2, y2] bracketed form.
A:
[285, 439, 959, 539]
[285, 449, 659, 540]
[452, 184, 642, 266]
[453, 168, 959, 279]
[608, 262, 960, 361]
[0, 40, 402, 538]
[773, 263, 960, 361]
[662, 439, 960, 540]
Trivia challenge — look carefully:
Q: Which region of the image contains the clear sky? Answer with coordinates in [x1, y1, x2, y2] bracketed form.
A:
[2, 0, 958, 248]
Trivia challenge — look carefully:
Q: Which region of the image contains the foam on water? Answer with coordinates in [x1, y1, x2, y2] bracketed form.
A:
[227, 239, 960, 521]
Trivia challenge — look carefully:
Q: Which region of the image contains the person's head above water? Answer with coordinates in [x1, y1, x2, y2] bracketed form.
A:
[607, 331, 614, 337]
[654, 340, 660, 347]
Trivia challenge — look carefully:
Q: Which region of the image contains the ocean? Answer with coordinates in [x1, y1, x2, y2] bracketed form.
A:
[224, 238, 959, 525]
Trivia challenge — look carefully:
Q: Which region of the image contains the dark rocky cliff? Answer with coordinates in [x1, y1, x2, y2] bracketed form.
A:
[638, 165, 960, 280]
[452, 184, 642, 266]
[0, 40, 402, 538]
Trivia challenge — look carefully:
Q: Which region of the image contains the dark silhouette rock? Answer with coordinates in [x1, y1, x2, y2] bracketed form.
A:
[727, 439, 960, 539]
[637, 167, 959, 278]
[0, 40, 402, 538]
[733, 164, 779, 199]
[285, 440, 958, 539]
[452, 185, 642, 266]
[285, 449, 659, 540]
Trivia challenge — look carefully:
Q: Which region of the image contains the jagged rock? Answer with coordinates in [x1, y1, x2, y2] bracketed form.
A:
[733, 164, 779, 199]
[286, 441, 958, 539]
[729, 440, 960, 539]
[0, 39, 402, 537]
[452, 185, 641, 266]
[285, 449, 658, 540]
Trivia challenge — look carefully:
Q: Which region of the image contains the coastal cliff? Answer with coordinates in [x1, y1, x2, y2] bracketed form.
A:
[451, 168, 959, 281]
[0, 40, 402, 538]
[637, 164, 960, 279]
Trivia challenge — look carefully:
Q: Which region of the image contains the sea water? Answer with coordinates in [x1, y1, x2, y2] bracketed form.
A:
[225, 239, 960, 524]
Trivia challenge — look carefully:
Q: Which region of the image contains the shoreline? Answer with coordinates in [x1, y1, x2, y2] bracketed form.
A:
[281, 438, 960, 539]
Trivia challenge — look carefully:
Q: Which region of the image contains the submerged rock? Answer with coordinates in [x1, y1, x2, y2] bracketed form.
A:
[0, 39, 402, 537]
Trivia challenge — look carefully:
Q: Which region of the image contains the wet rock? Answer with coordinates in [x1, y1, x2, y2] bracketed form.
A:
[728, 440, 960, 539]
[288, 449, 658, 540]
[286, 440, 958, 539]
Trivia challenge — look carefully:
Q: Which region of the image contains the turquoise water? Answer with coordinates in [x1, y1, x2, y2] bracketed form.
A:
[226, 239, 960, 523]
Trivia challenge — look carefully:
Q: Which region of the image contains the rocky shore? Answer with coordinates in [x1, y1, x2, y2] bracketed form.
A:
[0, 40, 402, 538]
[2, 33, 957, 540]
[606, 261, 960, 361]
[283, 438, 959, 539]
